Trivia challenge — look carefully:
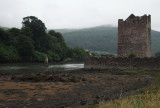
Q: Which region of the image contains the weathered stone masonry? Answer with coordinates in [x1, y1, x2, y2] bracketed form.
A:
[118, 14, 152, 57]
[84, 52, 160, 70]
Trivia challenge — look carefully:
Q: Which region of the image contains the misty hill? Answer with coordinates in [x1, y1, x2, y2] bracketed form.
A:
[54, 29, 77, 33]
[0, 26, 9, 30]
[55, 25, 160, 55]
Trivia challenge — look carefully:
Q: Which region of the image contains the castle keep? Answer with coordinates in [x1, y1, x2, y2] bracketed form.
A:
[118, 14, 152, 57]
[84, 14, 160, 70]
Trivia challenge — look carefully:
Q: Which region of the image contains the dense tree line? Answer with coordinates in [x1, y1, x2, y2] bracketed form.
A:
[0, 16, 86, 62]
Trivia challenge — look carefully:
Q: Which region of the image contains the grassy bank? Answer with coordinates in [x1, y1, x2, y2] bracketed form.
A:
[88, 70, 160, 108]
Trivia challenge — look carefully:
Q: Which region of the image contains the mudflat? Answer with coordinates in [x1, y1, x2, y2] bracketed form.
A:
[0, 69, 154, 108]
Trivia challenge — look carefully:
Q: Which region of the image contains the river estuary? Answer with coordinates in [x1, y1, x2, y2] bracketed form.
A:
[0, 63, 84, 73]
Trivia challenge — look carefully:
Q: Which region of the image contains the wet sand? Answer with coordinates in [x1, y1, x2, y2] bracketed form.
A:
[0, 69, 155, 108]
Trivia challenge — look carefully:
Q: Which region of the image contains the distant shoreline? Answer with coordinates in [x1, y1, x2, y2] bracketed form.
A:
[0, 59, 84, 64]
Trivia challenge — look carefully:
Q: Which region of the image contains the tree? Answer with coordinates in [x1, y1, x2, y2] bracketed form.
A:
[48, 30, 68, 61]
[21, 27, 33, 38]
[0, 28, 10, 44]
[22, 16, 46, 32]
[0, 28, 6, 42]
[0, 43, 19, 62]
[72, 47, 86, 60]
[7, 28, 21, 46]
[22, 16, 48, 52]
[17, 35, 34, 60]
[48, 30, 64, 42]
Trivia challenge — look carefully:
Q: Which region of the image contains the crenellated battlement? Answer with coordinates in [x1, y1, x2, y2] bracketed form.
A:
[118, 14, 151, 24]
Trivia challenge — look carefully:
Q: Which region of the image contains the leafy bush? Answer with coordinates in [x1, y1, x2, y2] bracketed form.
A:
[72, 47, 86, 60]
[132, 64, 137, 67]
[33, 51, 48, 62]
[128, 52, 136, 58]
[17, 35, 34, 61]
[0, 43, 20, 62]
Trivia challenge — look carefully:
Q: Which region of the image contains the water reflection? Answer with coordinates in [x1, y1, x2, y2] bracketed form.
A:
[0, 63, 84, 73]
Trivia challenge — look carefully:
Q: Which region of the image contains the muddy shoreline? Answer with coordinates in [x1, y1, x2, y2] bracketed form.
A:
[0, 69, 155, 108]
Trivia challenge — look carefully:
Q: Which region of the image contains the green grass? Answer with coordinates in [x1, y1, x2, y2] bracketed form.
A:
[97, 90, 160, 108]
[87, 70, 160, 108]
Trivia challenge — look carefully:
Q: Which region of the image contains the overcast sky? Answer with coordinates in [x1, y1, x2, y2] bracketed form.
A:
[0, 0, 160, 31]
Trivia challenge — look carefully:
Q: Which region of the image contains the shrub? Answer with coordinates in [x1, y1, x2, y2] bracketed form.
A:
[128, 52, 136, 58]
[72, 47, 86, 60]
[33, 51, 48, 62]
[17, 35, 34, 61]
[132, 64, 137, 67]
[0, 43, 20, 62]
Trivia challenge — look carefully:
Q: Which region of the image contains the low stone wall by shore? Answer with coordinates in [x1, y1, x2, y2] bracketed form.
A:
[84, 52, 160, 70]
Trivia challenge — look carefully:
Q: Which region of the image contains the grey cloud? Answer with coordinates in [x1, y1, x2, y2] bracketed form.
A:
[0, 0, 160, 31]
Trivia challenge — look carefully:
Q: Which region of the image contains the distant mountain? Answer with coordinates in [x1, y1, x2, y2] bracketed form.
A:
[54, 29, 77, 33]
[151, 30, 160, 54]
[55, 25, 160, 55]
[0, 26, 9, 30]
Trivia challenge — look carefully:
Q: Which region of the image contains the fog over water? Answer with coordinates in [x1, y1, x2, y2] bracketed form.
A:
[0, 0, 160, 31]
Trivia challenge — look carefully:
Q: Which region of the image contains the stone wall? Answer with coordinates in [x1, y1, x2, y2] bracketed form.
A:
[118, 14, 152, 57]
[84, 52, 160, 70]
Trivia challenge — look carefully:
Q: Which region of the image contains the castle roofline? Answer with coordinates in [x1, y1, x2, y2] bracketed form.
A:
[125, 14, 150, 21]
[126, 14, 136, 20]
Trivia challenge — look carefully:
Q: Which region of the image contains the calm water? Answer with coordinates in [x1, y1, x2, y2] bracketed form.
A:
[0, 63, 84, 73]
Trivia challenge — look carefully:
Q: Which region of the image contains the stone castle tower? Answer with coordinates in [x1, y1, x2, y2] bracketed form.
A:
[118, 14, 152, 57]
